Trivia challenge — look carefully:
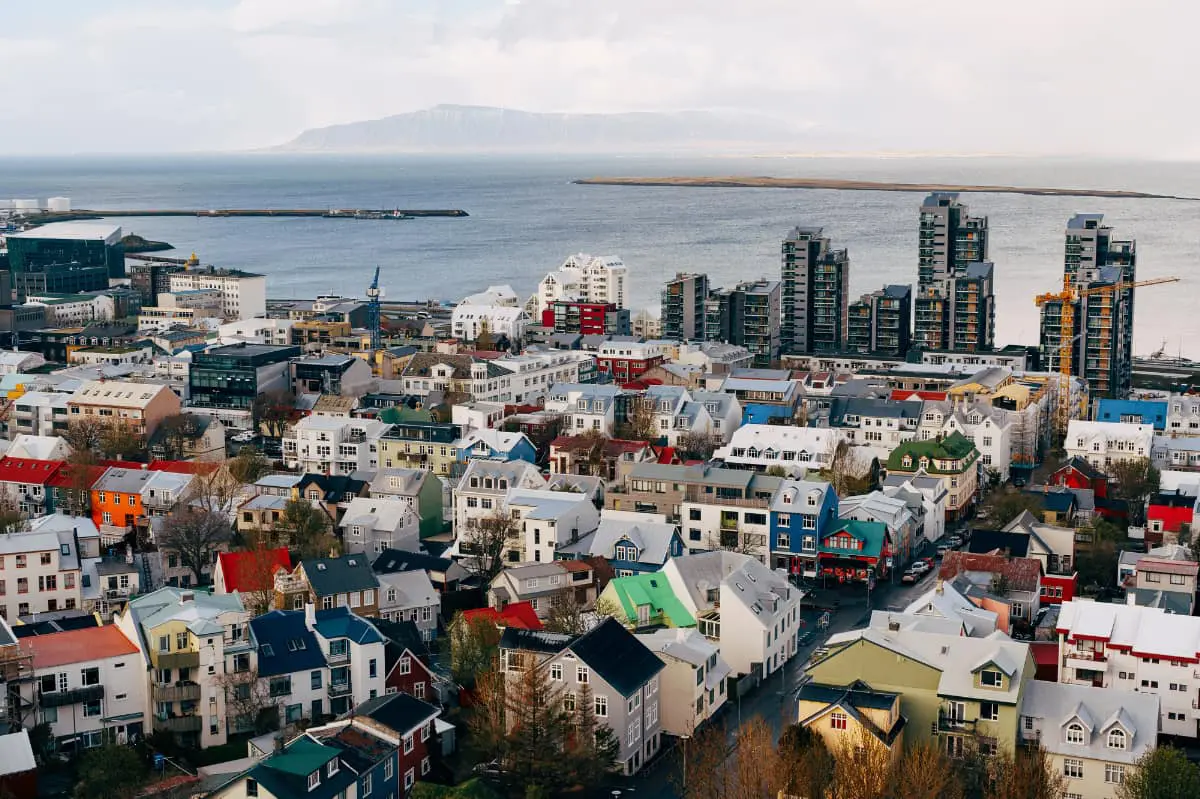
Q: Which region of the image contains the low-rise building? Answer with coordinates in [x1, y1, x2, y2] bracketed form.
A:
[339, 497, 421, 556]
[349, 693, 442, 793]
[596, 340, 666, 382]
[559, 510, 684, 577]
[488, 561, 597, 619]
[375, 569, 440, 638]
[939, 551, 1044, 630]
[276, 555, 381, 617]
[283, 416, 390, 475]
[713, 424, 840, 477]
[0, 517, 99, 620]
[1065, 420, 1154, 472]
[796, 682, 907, 766]
[884, 432, 980, 521]
[67, 380, 181, 437]
[634, 627, 730, 736]
[506, 487, 601, 564]
[367, 468, 445, 539]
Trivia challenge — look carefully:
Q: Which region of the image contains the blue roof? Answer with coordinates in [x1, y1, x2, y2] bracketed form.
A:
[1095, 399, 1167, 430]
[314, 606, 384, 645]
[249, 610, 327, 677]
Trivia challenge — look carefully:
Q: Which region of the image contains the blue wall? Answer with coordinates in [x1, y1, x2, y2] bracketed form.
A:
[1095, 399, 1167, 430]
[769, 487, 839, 556]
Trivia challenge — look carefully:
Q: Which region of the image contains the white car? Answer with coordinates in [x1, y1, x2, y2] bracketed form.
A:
[231, 431, 256, 443]
[909, 561, 932, 576]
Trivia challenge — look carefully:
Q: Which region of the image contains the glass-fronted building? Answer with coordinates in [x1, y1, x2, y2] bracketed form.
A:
[6, 222, 126, 297]
[189, 343, 301, 409]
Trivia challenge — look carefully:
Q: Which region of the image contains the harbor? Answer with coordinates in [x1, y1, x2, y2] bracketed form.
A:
[28, 207, 469, 221]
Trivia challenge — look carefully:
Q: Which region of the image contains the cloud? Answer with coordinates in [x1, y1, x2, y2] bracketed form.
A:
[0, 0, 1194, 155]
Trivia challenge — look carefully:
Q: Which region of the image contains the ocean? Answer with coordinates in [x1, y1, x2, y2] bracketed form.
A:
[3, 154, 1198, 356]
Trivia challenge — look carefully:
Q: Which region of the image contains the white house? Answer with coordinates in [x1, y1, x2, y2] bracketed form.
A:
[0, 351, 45, 376]
[545, 383, 626, 437]
[217, 317, 295, 346]
[283, 416, 391, 474]
[880, 472, 950, 542]
[339, 497, 421, 556]
[453, 459, 546, 535]
[0, 519, 101, 621]
[489, 350, 595, 406]
[375, 570, 440, 639]
[21, 624, 148, 752]
[634, 627, 731, 736]
[506, 488, 601, 564]
[451, 304, 529, 345]
[1065, 420, 1154, 471]
[713, 424, 841, 477]
[1056, 599, 1200, 739]
[919, 400, 1015, 480]
[639, 385, 716, 447]
[1018, 680, 1159, 799]
[662, 551, 802, 678]
[536, 253, 628, 314]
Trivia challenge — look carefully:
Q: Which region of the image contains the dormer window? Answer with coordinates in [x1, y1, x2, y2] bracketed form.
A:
[327, 759, 339, 777]
[1065, 723, 1085, 745]
[979, 669, 1003, 687]
[901, 455, 913, 468]
[308, 771, 321, 790]
[1107, 728, 1126, 750]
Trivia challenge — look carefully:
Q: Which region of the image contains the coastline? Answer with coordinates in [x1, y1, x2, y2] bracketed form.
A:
[572, 176, 1197, 200]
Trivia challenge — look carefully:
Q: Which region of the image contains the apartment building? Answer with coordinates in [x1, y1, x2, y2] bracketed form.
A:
[634, 627, 730, 737]
[217, 317, 295, 346]
[115, 587, 251, 748]
[499, 618, 663, 775]
[0, 519, 100, 620]
[453, 459, 545, 537]
[661, 272, 709, 341]
[914, 193, 991, 353]
[9, 392, 70, 438]
[168, 268, 267, 320]
[21, 625, 147, 752]
[544, 383, 625, 436]
[0, 458, 64, 518]
[538, 253, 628, 315]
[283, 416, 390, 474]
[67, 380, 181, 437]
[1056, 599, 1200, 739]
[846, 284, 912, 358]
[780, 226, 849, 354]
[377, 421, 461, 477]
[701, 279, 782, 367]
[595, 340, 667, 382]
[712, 424, 839, 477]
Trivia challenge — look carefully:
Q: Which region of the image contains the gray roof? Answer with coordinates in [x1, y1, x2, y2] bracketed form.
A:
[302, 554, 380, 597]
[1067, 213, 1106, 230]
[830, 396, 922, 422]
[727, 367, 791, 381]
[1130, 588, 1193, 614]
[1020, 680, 1158, 765]
[626, 462, 751, 489]
[960, 261, 994, 280]
[576, 516, 678, 565]
[883, 284, 911, 299]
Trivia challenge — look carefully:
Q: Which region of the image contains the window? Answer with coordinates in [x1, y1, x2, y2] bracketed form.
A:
[980, 701, 999, 721]
[399, 656, 412, 675]
[577, 666, 589, 683]
[1105, 764, 1125, 785]
[384, 759, 393, 781]
[81, 667, 100, 686]
[979, 669, 1003, 687]
[595, 695, 607, 717]
[176, 632, 188, 650]
[563, 692, 576, 712]
[311, 670, 322, 690]
[830, 711, 847, 730]
[369, 659, 378, 678]
[246, 780, 258, 797]
[83, 699, 101, 717]
[1063, 759, 1083, 779]
[362, 772, 371, 797]
[407, 767, 418, 789]
[420, 757, 430, 777]
[403, 733, 414, 754]
[1065, 723, 1085, 744]
[550, 663, 563, 681]
[1107, 728, 1126, 749]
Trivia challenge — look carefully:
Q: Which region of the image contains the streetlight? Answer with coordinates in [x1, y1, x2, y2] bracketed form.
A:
[680, 733, 691, 793]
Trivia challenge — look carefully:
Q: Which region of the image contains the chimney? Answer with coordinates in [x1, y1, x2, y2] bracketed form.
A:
[935, 579, 944, 596]
[1127, 592, 1137, 606]
[305, 601, 316, 630]
[180, 590, 195, 604]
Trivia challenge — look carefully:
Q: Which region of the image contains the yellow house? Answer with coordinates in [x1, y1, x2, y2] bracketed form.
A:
[797, 681, 906, 762]
[377, 421, 461, 477]
[805, 627, 1035, 757]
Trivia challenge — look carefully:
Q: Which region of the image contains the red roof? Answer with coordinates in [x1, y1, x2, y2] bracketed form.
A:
[1030, 641, 1059, 667]
[656, 446, 680, 464]
[559, 560, 593, 574]
[890, 389, 948, 402]
[46, 463, 108, 490]
[939, 551, 1044, 593]
[29, 625, 140, 669]
[462, 601, 544, 631]
[0, 457, 64, 484]
[148, 460, 220, 474]
[217, 548, 292, 593]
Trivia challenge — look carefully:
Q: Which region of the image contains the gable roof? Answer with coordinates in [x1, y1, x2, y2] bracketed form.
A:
[886, 432, 978, 472]
[353, 691, 440, 737]
[369, 617, 433, 663]
[218, 548, 292, 594]
[301, 554, 380, 597]
[312, 606, 383, 644]
[250, 610, 326, 677]
[567, 617, 664, 697]
[573, 515, 679, 564]
[1021, 680, 1158, 765]
[823, 519, 888, 559]
[938, 551, 1043, 593]
[967, 530, 1031, 559]
[797, 682, 906, 746]
[607, 572, 696, 627]
[462, 601, 544, 631]
[372, 548, 455, 576]
[0, 457, 64, 485]
[27, 625, 139, 669]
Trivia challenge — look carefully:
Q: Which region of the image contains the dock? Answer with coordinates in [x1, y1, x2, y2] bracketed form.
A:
[34, 208, 469, 222]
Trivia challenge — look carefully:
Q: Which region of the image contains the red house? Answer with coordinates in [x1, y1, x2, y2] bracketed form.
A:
[350, 692, 442, 794]
[1146, 489, 1196, 547]
[595, 342, 665, 382]
[0, 458, 65, 516]
[1038, 572, 1078, 605]
[374, 618, 440, 704]
[0, 730, 36, 799]
[212, 548, 292, 597]
[1048, 457, 1109, 498]
[461, 600, 544, 631]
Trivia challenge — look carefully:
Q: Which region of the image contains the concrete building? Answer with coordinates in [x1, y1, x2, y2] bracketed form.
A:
[283, 416, 390, 475]
[6, 223, 124, 297]
[168, 267, 267, 321]
[914, 193, 991, 353]
[9, 391, 70, 438]
[188, 343, 300, 415]
[660, 273, 709, 341]
[780, 227, 849, 354]
[634, 627, 731, 736]
[506, 487, 601, 564]
[537, 253, 628, 315]
[701, 279, 781, 367]
[847, 284, 912, 358]
[217, 317, 295, 346]
[0, 518, 100, 621]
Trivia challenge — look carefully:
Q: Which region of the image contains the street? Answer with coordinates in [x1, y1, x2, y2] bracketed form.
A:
[604, 568, 940, 798]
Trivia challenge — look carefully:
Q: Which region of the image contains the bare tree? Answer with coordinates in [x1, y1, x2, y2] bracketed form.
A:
[58, 448, 100, 518]
[822, 439, 871, 496]
[466, 657, 507, 762]
[674, 720, 734, 799]
[98, 422, 146, 461]
[677, 430, 723, 461]
[776, 723, 836, 799]
[985, 743, 1066, 799]
[64, 417, 106, 453]
[544, 586, 592, 635]
[573, 429, 610, 477]
[235, 531, 287, 616]
[186, 464, 246, 517]
[216, 668, 277, 735]
[228, 448, 271, 485]
[278, 499, 339, 559]
[618, 396, 659, 441]
[157, 508, 231, 587]
[0, 493, 24, 533]
[450, 612, 502, 690]
[461, 505, 520, 581]
[251, 389, 294, 439]
[888, 741, 962, 799]
[1109, 457, 1161, 526]
[730, 716, 779, 799]
[153, 414, 200, 461]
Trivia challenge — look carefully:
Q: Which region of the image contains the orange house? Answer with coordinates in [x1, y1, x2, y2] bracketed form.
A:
[91, 472, 145, 529]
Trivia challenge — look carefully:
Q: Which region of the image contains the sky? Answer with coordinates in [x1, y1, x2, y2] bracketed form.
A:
[1, 0, 1193, 156]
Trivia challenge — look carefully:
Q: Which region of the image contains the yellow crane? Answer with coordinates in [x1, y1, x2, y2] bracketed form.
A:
[1035, 275, 1180, 435]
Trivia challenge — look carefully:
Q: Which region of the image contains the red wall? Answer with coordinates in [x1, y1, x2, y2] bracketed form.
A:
[1148, 503, 1194, 533]
[1040, 573, 1077, 604]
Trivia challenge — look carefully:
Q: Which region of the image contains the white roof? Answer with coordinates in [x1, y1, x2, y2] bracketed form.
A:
[9, 221, 120, 241]
[903, 581, 999, 637]
[580, 515, 678, 565]
[340, 496, 419, 534]
[5, 434, 65, 460]
[0, 730, 35, 775]
[1057, 599, 1200, 661]
[1066, 419, 1154, 444]
[377, 569, 438, 609]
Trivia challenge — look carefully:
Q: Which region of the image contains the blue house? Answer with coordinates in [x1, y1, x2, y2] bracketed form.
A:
[307, 718, 402, 799]
[558, 513, 685, 575]
[1096, 398, 1168, 430]
[453, 428, 538, 466]
[718, 374, 801, 424]
[768, 479, 839, 576]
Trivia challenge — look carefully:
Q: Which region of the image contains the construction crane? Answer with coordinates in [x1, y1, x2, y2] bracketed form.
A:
[366, 266, 382, 351]
[1035, 274, 1180, 435]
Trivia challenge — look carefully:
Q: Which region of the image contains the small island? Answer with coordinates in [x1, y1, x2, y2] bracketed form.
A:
[573, 176, 1197, 201]
[120, 233, 174, 253]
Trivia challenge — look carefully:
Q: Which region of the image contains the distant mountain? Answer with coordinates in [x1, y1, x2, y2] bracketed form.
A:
[279, 105, 811, 153]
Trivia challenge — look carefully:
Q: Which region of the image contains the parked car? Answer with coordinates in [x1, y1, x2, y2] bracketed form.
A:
[909, 561, 932, 576]
[936, 544, 952, 557]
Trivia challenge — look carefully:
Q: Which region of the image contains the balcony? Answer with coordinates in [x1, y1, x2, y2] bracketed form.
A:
[153, 682, 201, 702]
[327, 649, 350, 665]
[328, 679, 353, 698]
[155, 651, 200, 670]
[1064, 651, 1107, 673]
[937, 711, 976, 734]
[41, 684, 104, 708]
[154, 714, 202, 734]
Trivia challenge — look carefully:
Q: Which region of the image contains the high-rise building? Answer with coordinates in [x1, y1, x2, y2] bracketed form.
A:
[702, 279, 781, 367]
[129, 261, 186, 308]
[780, 227, 849, 354]
[1041, 214, 1137, 399]
[661, 272, 709, 341]
[914, 194, 993, 353]
[847, 284, 912, 357]
[5, 222, 126, 298]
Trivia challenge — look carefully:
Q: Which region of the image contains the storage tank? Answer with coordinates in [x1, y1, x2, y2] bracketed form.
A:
[46, 196, 71, 212]
[10, 199, 38, 211]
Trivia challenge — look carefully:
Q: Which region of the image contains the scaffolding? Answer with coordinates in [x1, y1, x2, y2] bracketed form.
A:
[0, 638, 37, 732]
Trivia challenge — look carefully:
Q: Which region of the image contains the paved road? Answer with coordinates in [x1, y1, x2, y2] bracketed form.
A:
[603, 571, 940, 798]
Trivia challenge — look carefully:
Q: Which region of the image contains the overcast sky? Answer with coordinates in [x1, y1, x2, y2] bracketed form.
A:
[1, 0, 1191, 156]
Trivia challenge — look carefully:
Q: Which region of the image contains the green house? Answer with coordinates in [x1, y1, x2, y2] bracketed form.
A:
[598, 572, 695, 629]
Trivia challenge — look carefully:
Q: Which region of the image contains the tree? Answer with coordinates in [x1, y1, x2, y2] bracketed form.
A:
[461, 506, 520, 582]
[1109, 458, 1161, 525]
[730, 717, 779, 799]
[544, 587, 591, 636]
[157, 508, 231, 587]
[985, 743, 1065, 799]
[475, 319, 495, 352]
[466, 659, 508, 763]
[75, 743, 147, 799]
[503, 656, 570, 792]
[565, 682, 619, 790]
[0, 493, 25, 534]
[1075, 518, 1126, 590]
[674, 720, 734, 799]
[618, 396, 658, 442]
[58, 448, 100, 518]
[98, 422, 146, 461]
[982, 490, 1045, 528]
[830, 724, 893, 799]
[887, 741, 961, 799]
[573, 429, 610, 478]
[187, 464, 246, 518]
[252, 389, 294, 439]
[228, 447, 271, 484]
[64, 417, 106, 453]
[1117, 745, 1200, 799]
[677, 430, 722, 461]
[154, 414, 200, 461]
[278, 499, 338, 559]
[776, 724, 836, 799]
[821, 439, 872, 496]
[450, 612, 502, 690]
[591, 593, 625, 622]
[216, 667, 278, 735]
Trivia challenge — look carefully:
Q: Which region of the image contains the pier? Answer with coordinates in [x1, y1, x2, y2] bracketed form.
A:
[34, 207, 469, 222]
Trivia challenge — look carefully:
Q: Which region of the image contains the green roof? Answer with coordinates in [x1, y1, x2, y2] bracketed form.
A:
[379, 405, 434, 424]
[608, 573, 695, 627]
[260, 736, 337, 775]
[886, 431, 979, 473]
[823, 519, 888, 559]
